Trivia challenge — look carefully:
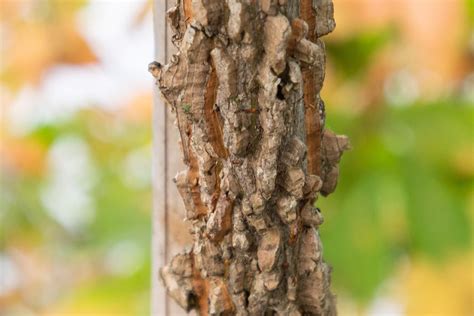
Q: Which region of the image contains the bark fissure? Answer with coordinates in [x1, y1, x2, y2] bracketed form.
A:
[204, 66, 228, 160]
[300, 0, 324, 177]
[153, 1, 348, 315]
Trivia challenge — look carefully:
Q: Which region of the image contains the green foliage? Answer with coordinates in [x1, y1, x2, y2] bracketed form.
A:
[326, 27, 396, 79]
[319, 100, 473, 302]
[2, 109, 152, 314]
[467, 0, 474, 25]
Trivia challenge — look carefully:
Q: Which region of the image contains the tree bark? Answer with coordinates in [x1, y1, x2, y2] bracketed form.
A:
[152, 1, 349, 315]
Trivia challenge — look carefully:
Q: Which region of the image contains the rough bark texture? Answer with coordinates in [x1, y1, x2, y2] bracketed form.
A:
[152, 0, 349, 314]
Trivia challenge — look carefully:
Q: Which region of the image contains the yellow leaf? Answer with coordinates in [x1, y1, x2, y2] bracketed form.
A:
[399, 254, 474, 315]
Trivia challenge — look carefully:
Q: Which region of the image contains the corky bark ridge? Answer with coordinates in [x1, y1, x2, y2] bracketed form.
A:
[151, 0, 349, 315]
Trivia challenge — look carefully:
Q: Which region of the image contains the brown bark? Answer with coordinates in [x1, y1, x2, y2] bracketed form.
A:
[152, 0, 348, 315]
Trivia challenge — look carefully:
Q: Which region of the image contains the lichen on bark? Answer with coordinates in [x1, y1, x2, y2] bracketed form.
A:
[152, 0, 349, 314]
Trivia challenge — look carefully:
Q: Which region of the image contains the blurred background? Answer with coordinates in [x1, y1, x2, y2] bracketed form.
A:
[0, 0, 472, 315]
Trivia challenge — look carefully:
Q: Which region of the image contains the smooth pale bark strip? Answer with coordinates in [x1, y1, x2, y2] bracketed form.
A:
[152, 1, 190, 315]
[163, 5, 195, 315]
[151, 0, 169, 314]
[152, 1, 194, 315]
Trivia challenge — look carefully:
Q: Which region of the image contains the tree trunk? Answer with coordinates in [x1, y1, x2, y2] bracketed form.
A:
[152, 1, 349, 315]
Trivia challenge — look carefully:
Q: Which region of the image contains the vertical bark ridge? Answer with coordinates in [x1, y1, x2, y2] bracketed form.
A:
[183, 0, 193, 21]
[155, 0, 348, 315]
[188, 149, 208, 217]
[204, 66, 228, 160]
[192, 251, 210, 314]
[300, 0, 321, 176]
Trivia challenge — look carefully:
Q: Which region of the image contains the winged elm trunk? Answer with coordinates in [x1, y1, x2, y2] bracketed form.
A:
[151, 0, 349, 314]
